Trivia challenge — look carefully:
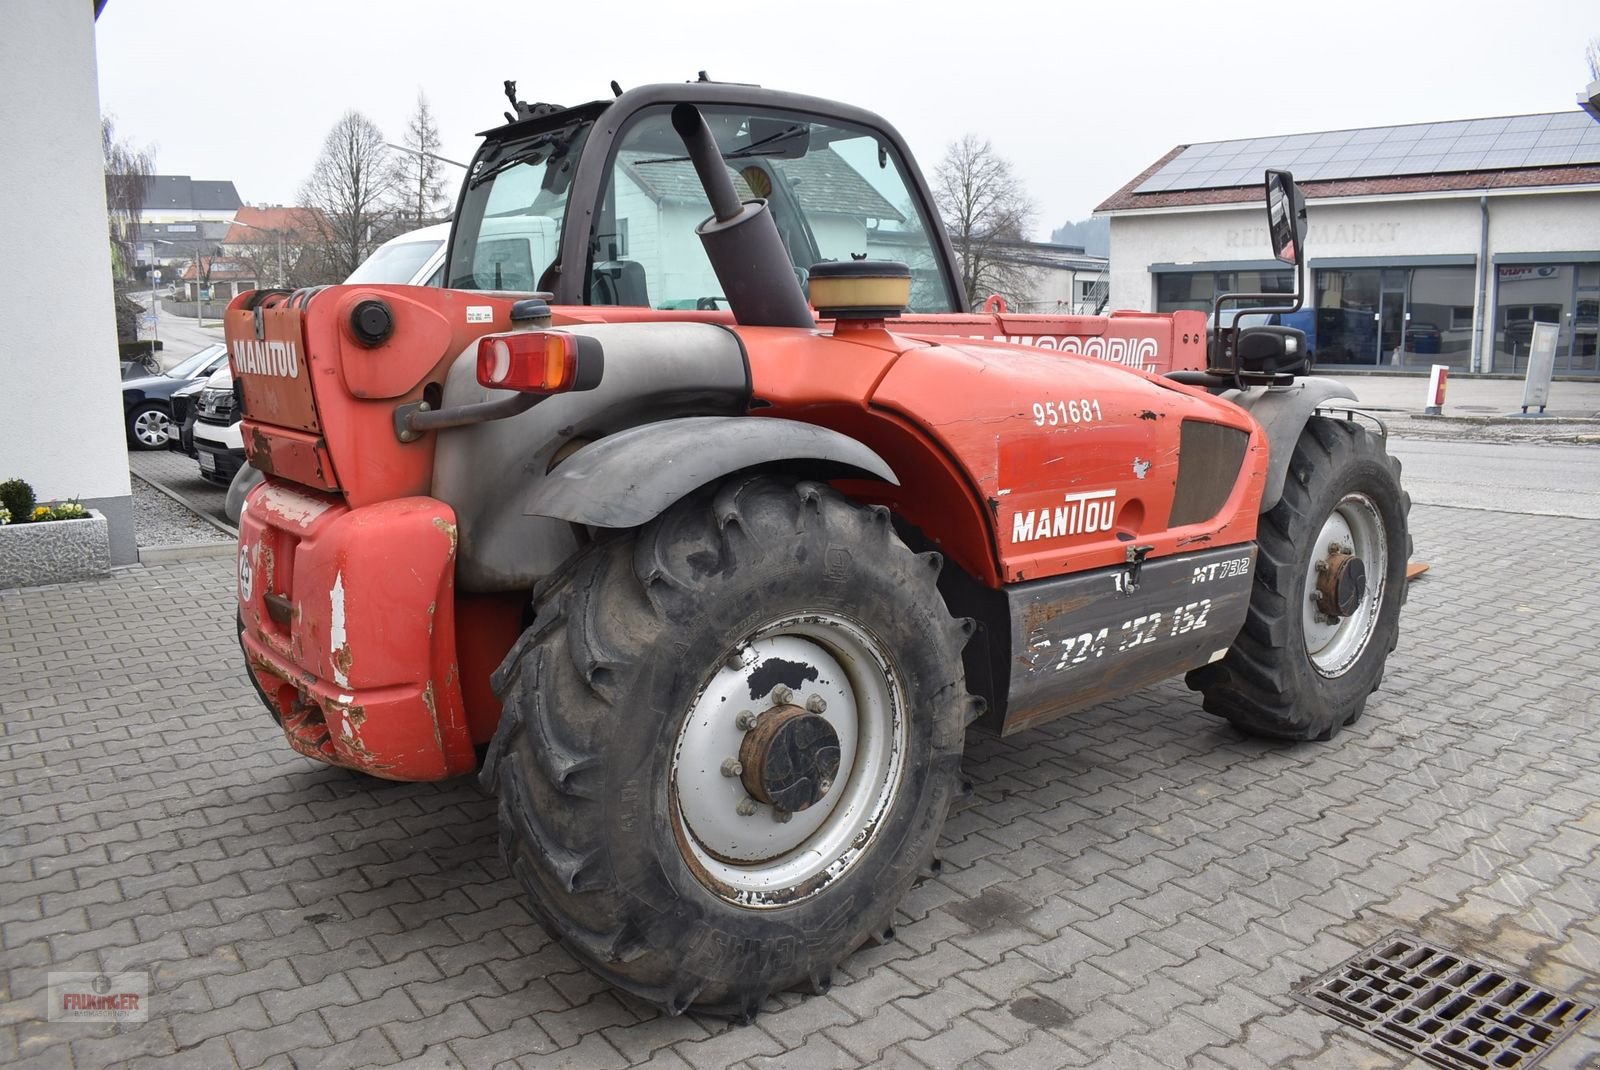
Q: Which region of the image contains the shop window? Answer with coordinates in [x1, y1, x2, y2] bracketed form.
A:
[1155, 269, 1291, 314]
[1493, 262, 1599, 375]
[1312, 266, 1474, 369]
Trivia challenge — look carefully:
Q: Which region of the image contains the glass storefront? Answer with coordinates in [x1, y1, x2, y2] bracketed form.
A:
[1154, 259, 1599, 376]
[1492, 263, 1599, 375]
[1155, 269, 1293, 314]
[1312, 266, 1476, 369]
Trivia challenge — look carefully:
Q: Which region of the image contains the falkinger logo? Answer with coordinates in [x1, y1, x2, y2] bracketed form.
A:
[48, 972, 149, 1022]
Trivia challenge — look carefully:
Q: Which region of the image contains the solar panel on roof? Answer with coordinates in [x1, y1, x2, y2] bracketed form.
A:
[1133, 111, 1600, 193]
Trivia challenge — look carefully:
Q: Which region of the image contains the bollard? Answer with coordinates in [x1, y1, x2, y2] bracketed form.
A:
[1423, 364, 1448, 416]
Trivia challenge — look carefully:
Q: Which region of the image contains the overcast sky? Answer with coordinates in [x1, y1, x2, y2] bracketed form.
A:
[95, 0, 1596, 239]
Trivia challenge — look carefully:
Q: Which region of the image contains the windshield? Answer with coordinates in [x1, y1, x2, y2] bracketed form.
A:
[594, 105, 954, 313]
[345, 239, 444, 285]
[448, 118, 591, 291]
[166, 344, 226, 379]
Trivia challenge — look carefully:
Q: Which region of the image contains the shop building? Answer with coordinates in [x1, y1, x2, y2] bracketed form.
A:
[1097, 111, 1600, 376]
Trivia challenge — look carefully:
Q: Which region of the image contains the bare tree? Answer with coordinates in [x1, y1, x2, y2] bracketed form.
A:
[1587, 35, 1599, 80]
[397, 91, 448, 226]
[226, 208, 329, 288]
[102, 116, 154, 282]
[932, 134, 1037, 310]
[302, 110, 395, 279]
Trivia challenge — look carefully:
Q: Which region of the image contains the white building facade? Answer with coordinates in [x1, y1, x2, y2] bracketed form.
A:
[1099, 112, 1600, 377]
[0, 0, 136, 563]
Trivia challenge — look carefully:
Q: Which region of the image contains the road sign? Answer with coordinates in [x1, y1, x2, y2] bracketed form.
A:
[151, 269, 162, 282]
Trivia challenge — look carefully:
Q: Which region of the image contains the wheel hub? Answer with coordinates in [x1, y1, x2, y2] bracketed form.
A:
[1302, 493, 1389, 677]
[1314, 551, 1367, 618]
[739, 705, 841, 813]
[669, 615, 907, 907]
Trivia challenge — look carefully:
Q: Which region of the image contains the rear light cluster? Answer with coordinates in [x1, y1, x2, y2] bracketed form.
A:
[475, 330, 604, 394]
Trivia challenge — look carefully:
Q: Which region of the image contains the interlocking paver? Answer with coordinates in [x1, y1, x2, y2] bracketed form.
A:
[7, 502, 1600, 1066]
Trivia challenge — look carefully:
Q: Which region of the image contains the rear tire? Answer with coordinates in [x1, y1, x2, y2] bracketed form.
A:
[1187, 416, 1410, 740]
[481, 475, 973, 1018]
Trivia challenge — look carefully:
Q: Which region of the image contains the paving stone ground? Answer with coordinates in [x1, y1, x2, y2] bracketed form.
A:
[126, 451, 231, 534]
[2, 500, 1598, 1069]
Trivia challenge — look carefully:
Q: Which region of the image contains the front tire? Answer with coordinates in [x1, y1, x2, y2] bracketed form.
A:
[482, 476, 973, 1018]
[1187, 416, 1410, 740]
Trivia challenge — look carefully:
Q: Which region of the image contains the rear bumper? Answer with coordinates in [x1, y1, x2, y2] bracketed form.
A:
[236, 482, 474, 780]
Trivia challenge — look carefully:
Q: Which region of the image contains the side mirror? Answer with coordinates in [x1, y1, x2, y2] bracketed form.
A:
[1265, 169, 1306, 265]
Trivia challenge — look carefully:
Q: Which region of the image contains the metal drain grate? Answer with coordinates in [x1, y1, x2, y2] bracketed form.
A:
[1292, 933, 1594, 1070]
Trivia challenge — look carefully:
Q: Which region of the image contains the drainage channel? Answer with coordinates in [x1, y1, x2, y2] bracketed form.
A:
[1292, 932, 1594, 1069]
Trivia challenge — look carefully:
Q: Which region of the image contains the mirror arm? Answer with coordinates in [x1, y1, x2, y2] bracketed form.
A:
[1210, 169, 1307, 380]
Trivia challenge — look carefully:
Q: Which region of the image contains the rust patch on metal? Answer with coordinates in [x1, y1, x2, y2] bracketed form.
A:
[1020, 592, 1096, 637]
[331, 644, 354, 682]
[248, 426, 278, 474]
[430, 516, 459, 554]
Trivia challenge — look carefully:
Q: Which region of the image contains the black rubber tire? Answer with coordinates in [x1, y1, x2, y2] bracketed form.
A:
[1186, 416, 1411, 740]
[127, 401, 172, 451]
[481, 475, 973, 1019]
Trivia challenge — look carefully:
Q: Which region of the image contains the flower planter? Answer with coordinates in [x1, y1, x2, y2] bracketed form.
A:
[0, 510, 111, 589]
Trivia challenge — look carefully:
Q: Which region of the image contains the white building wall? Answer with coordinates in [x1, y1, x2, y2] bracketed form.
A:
[1483, 191, 1600, 254]
[0, 2, 135, 563]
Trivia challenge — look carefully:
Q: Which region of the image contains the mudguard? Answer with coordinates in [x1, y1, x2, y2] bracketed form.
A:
[1227, 378, 1359, 512]
[527, 415, 898, 528]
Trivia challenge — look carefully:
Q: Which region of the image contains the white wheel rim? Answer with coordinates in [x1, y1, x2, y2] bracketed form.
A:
[135, 409, 171, 445]
[1302, 492, 1388, 676]
[670, 613, 907, 909]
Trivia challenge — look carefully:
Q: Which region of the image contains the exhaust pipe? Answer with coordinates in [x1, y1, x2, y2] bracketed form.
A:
[671, 104, 814, 329]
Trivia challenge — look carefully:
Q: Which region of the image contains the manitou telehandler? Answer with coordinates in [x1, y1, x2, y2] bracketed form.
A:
[226, 77, 1408, 1018]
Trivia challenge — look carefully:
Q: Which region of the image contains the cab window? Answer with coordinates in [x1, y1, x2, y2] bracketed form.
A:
[590, 106, 954, 313]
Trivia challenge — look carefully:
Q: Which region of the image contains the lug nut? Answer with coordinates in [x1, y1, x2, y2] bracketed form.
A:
[725, 651, 744, 671]
[720, 758, 743, 778]
[818, 777, 833, 795]
[773, 807, 792, 823]
[1315, 560, 1329, 574]
[1328, 542, 1342, 554]
[806, 694, 827, 714]
[772, 685, 793, 706]
[735, 710, 757, 731]
[736, 798, 757, 817]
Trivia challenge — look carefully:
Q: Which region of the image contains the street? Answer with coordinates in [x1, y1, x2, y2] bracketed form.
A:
[131, 291, 225, 368]
[1388, 438, 1600, 519]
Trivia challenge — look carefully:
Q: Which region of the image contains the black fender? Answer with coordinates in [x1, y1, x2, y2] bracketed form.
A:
[526, 416, 898, 528]
[1226, 378, 1360, 512]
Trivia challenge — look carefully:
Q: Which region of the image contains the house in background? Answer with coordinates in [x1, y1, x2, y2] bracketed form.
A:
[135, 174, 242, 227]
[176, 256, 259, 302]
[132, 219, 232, 278]
[221, 205, 327, 288]
[984, 238, 1109, 315]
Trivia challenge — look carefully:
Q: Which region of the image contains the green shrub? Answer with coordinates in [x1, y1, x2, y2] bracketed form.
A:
[0, 479, 35, 524]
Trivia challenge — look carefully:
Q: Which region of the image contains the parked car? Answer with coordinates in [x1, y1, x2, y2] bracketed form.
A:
[121, 343, 229, 450]
[191, 364, 245, 486]
[344, 222, 449, 287]
[168, 376, 206, 457]
[1404, 321, 1441, 355]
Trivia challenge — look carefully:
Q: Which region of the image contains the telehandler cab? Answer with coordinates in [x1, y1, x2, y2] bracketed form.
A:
[226, 77, 1408, 1017]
